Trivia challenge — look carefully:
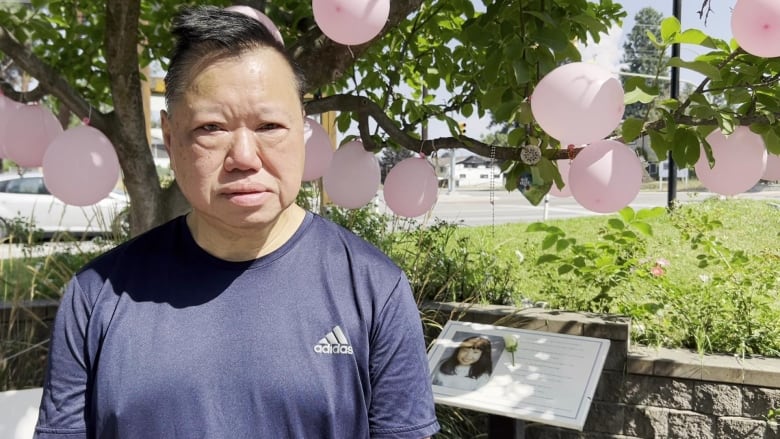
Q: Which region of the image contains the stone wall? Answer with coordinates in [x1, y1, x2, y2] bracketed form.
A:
[427, 302, 780, 439]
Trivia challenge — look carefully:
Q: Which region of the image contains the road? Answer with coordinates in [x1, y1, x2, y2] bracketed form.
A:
[382, 184, 780, 226]
[2, 185, 778, 259]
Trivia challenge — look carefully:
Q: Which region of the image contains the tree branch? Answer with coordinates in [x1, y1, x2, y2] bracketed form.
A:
[290, 0, 423, 91]
[0, 26, 108, 132]
[0, 82, 46, 103]
[304, 94, 578, 160]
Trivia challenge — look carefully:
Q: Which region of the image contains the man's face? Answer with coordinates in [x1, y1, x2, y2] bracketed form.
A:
[161, 47, 304, 232]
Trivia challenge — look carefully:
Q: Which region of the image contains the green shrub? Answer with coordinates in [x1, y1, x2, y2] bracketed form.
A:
[528, 202, 780, 357]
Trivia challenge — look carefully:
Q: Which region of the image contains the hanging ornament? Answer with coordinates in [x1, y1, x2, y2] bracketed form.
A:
[520, 145, 542, 165]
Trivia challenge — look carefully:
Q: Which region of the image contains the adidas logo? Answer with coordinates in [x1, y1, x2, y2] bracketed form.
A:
[314, 326, 354, 355]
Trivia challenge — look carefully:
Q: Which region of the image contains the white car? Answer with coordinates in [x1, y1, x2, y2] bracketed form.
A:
[0, 171, 129, 241]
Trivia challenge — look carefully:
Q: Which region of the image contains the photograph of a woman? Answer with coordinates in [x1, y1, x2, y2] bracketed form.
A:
[432, 335, 493, 391]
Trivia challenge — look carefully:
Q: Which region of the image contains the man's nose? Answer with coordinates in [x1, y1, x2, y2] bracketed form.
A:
[225, 128, 262, 171]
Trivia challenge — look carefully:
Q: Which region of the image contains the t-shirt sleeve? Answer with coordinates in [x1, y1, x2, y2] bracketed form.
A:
[368, 273, 440, 439]
[34, 277, 91, 439]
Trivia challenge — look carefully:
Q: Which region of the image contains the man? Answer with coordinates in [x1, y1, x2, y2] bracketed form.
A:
[35, 6, 439, 438]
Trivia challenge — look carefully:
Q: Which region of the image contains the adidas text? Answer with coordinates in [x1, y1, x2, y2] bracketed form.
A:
[314, 344, 354, 355]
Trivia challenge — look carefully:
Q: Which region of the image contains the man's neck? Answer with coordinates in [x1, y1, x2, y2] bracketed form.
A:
[186, 205, 307, 261]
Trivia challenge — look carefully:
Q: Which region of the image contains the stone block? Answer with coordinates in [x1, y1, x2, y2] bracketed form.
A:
[742, 387, 780, 419]
[698, 354, 745, 385]
[584, 402, 624, 434]
[716, 417, 766, 439]
[694, 382, 742, 416]
[556, 429, 585, 439]
[603, 341, 628, 372]
[743, 357, 780, 389]
[583, 318, 630, 342]
[623, 376, 693, 410]
[652, 357, 702, 381]
[627, 356, 655, 376]
[667, 411, 713, 439]
[623, 406, 668, 438]
[594, 371, 624, 403]
[766, 422, 779, 439]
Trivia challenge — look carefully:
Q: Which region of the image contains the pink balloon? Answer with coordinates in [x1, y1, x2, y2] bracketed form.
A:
[302, 117, 334, 182]
[763, 153, 780, 180]
[322, 141, 380, 209]
[549, 159, 572, 197]
[0, 94, 22, 158]
[4, 104, 63, 168]
[383, 157, 438, 217]
[312, 0, 390, 46]
[225, 5, 285, 45]
[531, 62, 624, 145]
[731, 0, 780, 58]
[569, 140, 642, 213]
[695, 126, 767, 196]
[42, 125, 121, 206]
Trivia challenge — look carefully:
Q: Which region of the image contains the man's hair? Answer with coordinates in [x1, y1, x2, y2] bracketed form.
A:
[164, 6, 305, 111]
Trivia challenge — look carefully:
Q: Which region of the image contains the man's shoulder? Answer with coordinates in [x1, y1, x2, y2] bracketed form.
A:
[74, 216, 183, 283]
[308, 213, 389, 254]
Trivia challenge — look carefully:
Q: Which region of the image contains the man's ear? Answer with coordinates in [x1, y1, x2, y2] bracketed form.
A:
[160, 110, 172, 156]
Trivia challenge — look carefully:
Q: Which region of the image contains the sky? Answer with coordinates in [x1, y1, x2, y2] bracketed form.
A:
[418, 0, 739, 144]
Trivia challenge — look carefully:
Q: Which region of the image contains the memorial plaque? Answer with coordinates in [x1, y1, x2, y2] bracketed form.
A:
[428, 321, 610, 430]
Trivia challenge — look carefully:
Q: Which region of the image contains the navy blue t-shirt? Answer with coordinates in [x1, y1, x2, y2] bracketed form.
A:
[35, 212, 439, 438]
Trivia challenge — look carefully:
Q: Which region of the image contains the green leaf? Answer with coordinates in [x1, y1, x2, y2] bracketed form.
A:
[557, 264, 574, 275]
[508, 127, 525, 147]
[512, 61, 531, 85]
[517, 101, 534, 124]
[668, 58, 721, 81]
[660, 17, 681, 41]
[337, 114, 352, 132]
[619, 207, 635, 222]
[635, 207, 666, 221]
[671, 127, 701, 168]
[623, 87, 657, 105]
[648, 129, 671, 160]
[761, 128, 780, 155]
[525, 222, 548, 233]
[672, 28, 719, 49]
[607, 218, 625, 230]
[556, 239, 570, 252]
[631, 221, 653, 236]
[621, 118, 644, 143]
[541, 234, 558, 250]
[537, 254, 560, 264]
[623, 77, 658, 104]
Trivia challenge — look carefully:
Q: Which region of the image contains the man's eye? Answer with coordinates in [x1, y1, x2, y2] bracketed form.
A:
[199, 124, 221, 132]
[258, 123, 282, 131]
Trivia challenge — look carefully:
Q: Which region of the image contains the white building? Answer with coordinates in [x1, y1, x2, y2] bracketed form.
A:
[433, 152, 504, 189]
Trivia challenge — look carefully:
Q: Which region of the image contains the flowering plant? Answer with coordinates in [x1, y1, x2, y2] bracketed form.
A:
[503, 334, 519, 366]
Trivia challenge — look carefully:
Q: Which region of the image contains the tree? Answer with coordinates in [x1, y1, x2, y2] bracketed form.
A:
[1, 1, 779, 235]
[379, 147, 414, 183]
[620, 7, 669, 120]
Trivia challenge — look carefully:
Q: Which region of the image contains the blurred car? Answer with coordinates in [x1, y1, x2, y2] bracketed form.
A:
[0, 171, 128, 241]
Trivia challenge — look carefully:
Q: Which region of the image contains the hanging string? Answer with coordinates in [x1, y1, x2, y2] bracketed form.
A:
[82, 105, 93, 125]
[489, 141, 497, 237]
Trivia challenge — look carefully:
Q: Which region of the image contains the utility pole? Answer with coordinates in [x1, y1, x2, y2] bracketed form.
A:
[667, 0, 681, 209]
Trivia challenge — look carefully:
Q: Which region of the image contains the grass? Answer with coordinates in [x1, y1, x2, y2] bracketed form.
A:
[449, 198, 780, 301]
[1, 196, 778, 392]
